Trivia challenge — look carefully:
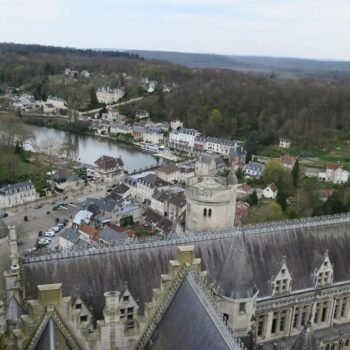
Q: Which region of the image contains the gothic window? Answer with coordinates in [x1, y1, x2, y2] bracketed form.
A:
[208, 208, 212, 217]
[334, 297, 348, 320]
[80, 315, 88, 322]
[239, 302, 246, 314]
[271, 312, 278, 335]
[203, 208, 207, 217]
[314, 301, 330, 325]
[75, 303, 82, 309]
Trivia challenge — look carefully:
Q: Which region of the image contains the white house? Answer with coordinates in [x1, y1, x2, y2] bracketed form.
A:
[169, 128, 199, 150]
[96, 87, 124, 104]
[147, 81, 158, 93]
[318, 163, 349, 184]
[0, 181, 39, 209]
[136, 174, 169, 203]
[204, 137, 238, 156]
[47, 95, 67, 110]
[279, 138, 292, 149]
[156, 163, 180, 183]
[110, 123, 132, 135]
[142, 127, 164, 145]
[263, 183, 278, 199]
[94, 155, 124, 183]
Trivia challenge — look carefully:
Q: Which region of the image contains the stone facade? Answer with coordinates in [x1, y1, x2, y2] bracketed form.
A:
[0, 181, 39, 209]
[185, 176, 236, 232]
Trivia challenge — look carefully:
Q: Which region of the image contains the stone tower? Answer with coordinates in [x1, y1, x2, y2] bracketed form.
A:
[185, 175, 237, 232]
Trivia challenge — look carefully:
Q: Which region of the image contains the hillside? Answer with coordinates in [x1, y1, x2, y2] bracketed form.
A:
[129, 50, 350, 79]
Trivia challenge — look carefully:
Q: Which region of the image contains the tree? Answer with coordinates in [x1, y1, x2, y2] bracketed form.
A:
[292, 159, 299, 187]
[0, 153, 20, 181]
[247, 190, 259, 206]
[89, 87, 99, 108]
[276, 191, 287, 211]
[262, 160, 293, 195]
[244, 202, 284, 224]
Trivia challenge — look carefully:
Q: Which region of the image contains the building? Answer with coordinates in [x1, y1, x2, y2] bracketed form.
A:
[6, 214, 350, 349]
[185, 175, 237, 232]
[170, 119, 183, 130]
[156, 163, 180, 183]
[263, 183, 278, 199]
[80, 70, 90, 78]
[318, 163, 349, 184]
[142, 126, 164, 145]
[279, 137, 292, 148]
[110, 123, 132, 135]
[135, 110, 150, 120]
[151, 189, 186, 221]
[94, 155, 124, 183]
[229, 146, 247, 169]
[204, 136, 238, 155]
[96, 87, 124, 104]
[195, 153, 225, 176]
[147, 80, 157, 93]
[169, 128, 200, 150]
[46, 95, 67, 109]
[0, 181, 39, 209]
[281, 154, 296, 170]
[136, 173, 169, 203]
[236, 183, 254, 199]
[245, 161, 265, 179]
[78, 223, 99, 245]
[99, 225, 130, 245]
[58, 228, 80, 248]
[72, 210, 93, 228]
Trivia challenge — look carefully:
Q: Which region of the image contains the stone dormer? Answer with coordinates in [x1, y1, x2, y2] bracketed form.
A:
[272, 259, 292, 296]
[118, 286, 139, 333]
[314, 251, 333, 288]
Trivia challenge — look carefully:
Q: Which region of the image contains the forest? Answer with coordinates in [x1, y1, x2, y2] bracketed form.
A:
[2, 43, 350, 150]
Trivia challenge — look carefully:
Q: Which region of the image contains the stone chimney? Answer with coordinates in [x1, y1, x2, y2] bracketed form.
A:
[38, 284, 63, 307]
[103, 291, 120, 324]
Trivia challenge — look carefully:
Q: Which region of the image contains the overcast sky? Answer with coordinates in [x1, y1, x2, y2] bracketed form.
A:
[0, 0, 349, 60]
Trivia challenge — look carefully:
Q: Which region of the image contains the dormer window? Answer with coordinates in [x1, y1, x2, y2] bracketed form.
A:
[315, 252, 333, 288]
[272, 261, 292, 296]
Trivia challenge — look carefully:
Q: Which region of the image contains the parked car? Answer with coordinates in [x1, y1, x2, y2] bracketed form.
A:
[49, 201, 56, 205]
[0, 212, 8, 218]
[52, 226, 60, 233]
[24, 215, 28, 222]
[38, 238, 50, 246]
[58, 223, 64, 229]
[45, 231, 55, 237]
[34, 204, 43, 209]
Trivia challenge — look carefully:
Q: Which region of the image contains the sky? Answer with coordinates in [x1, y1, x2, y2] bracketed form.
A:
[0, 0, 349, 61]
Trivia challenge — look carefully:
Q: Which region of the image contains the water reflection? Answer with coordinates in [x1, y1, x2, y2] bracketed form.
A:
[26, 125, 163, 172]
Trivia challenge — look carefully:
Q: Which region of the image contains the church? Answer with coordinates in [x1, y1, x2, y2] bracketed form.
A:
[1, 213, 350, 349]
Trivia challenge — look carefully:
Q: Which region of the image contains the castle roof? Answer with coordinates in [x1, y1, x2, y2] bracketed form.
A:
[23, 214, 350, 321]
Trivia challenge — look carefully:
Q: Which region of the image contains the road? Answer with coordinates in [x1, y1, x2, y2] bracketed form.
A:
[0, 183, 109, 290]
[82, 96, 144, 115]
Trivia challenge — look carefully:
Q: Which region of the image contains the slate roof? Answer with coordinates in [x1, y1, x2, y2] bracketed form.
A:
[66, 174, 83, 182]
[245, 161, 264, 173]
[143, 272, 241, 350]
[59, 228, 80, 244]
[23, 215, 350, 321]
[142, 209, 172, 233]
[99, 225, 129, 243]
[229, 145, 246, 157]
[196, 153, 224, 167]
[0, 181, 34, 195]
[94, 155, 124, 171]
[141, 174, 168, 188]
[51, 169, 72, 182]
[157, 163, 179, 175]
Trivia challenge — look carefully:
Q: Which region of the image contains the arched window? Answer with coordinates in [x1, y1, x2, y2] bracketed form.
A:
[208, 208, 212, 217]
[203, 208, 207, 217]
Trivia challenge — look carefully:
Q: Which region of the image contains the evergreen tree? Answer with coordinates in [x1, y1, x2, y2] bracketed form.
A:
[89, 87, 99, 107]
[292, 159, 299, 187]
[247, 190, 259, 206]
[276, 191, 287, 211]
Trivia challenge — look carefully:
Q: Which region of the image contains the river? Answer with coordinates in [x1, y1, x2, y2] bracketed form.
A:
[25, 125, 163, 173]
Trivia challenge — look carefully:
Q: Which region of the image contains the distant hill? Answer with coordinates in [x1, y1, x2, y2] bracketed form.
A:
[129, 50, 350, 79]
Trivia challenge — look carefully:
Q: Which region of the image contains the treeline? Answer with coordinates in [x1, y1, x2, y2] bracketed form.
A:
[121, 68, 350, 149]
[0, 43, 141, 59]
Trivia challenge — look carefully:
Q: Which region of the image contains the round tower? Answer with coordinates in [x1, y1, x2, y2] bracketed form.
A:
[185, 175, 237, 233]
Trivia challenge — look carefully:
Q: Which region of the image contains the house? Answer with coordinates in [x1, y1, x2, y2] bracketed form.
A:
[98, 225, 130, 246]
[147, 81, 158, 93]
[263, 183, 278, 199]
[96, 87, 124, 104]
[195, 153, 225, 176]
[47, 95, 67, 110]
[94, 155, 124, 183]
[318, 163, 349, 184]
[72, 210, 93, 228]
[58, 228, 80, 248]
[0, 180, 39, 209]
[110, 123, 132, 135]
[177, 163, 195, 183]
[151, 189, 186, 221]
[109, 183, 131, 199]
[281, 154, 296, 170]
[135, 110, 150, 120]
[132, 126, 145, 141]
[204, 137, 238, 156]
[156, 163, 180, 183]
[229, 146, 247, 169]
[54, 174, 84, 192]
[169, 128, 200, 150]
[96, 120, 111, 135]
[142, 127, 164, 145]
[245, 161, 265, 179]
[170, 120, 183, 130]
[78, 223, 99, 245]
[80, 70, 90, 78]
[236, 183, 254, 199]
[42, 103, 56, 114]
[279, 137, 292, 149]
[142, 209, 172, 234]
[194, 136, 206, 152]
[136, 173, 169, 203]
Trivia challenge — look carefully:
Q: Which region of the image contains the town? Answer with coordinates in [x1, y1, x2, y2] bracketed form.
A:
[1, 36, 350, 349]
